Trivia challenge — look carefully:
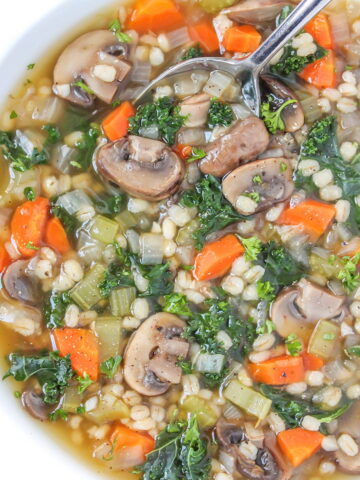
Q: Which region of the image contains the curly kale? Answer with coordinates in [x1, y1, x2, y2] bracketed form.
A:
[207, 99, 234, 129]
[182, 43, 203, 61]
[0, 130, 48, 172]
[44, 291, 72, 329]
[270, 43, 327, 76]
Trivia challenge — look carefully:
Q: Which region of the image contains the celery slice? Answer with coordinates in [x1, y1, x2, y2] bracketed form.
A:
[95, 316, 123, 362]
[176, 219, 199, 246]
[86, 397, 129, 424]
[308, 320, 340, 359]
[70, 264, 106, 310]
[181, 395, 218, 429]
[224, 380, 272, 421]
[62, 385, 83, 413]
[110, 287, 136, 316]
[90, 215, 119, 244]
[140, 233, 164, 265]
[199, 0, 236, 13]
[195, 353, 225, 374]
[116, 210, 138, 233]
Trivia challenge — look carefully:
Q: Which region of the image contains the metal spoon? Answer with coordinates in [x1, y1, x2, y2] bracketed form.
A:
[135, 0, 332, 115]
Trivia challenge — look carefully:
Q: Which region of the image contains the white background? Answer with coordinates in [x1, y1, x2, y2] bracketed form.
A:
[0, 2, 98, 479]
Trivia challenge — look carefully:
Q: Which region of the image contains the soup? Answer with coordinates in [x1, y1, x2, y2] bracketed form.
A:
[1, 0, 360, 479]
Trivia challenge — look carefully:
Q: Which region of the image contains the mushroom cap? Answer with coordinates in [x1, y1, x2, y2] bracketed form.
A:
[123, 312, 189, 396]
[222, 157, 294, 215]
[199, 117, 270, 177]
[22, 391, 49, 421]
[222, 0, 292, 24]
[3, 259, 40, 306]
[53, 30, 131, 107]
[271, 279, 346, 340]
[261, 75, 305, 133]
[96, 135, 185, 201]
[179, 93, 211, 128]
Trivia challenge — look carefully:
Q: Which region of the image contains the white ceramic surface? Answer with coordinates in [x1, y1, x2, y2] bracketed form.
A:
[0, 1, 115, 478]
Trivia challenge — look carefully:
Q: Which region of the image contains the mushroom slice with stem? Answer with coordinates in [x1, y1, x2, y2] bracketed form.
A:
[123, 313, 189, 396]
[53, 30, 132, 107]
[222, 157, 294, 215]
[222, 0, 292, 25]
[261, 74, 305, 133]
[216, 418, 285, 480]
[199, 117, 270, 177]
[96, 135, 185, 201]
[179, 93, 211, 128]
[3, 259, 41, 306]
[270, 279, 346, 339]
[22, 391, 50, 421]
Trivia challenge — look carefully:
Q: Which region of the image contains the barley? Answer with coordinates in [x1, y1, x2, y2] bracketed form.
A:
[162, 217, 177, 240]
[322, 88, 341, 102]
[265, 204, 284, 222]
[133, 417, 156, 431]
[319, 461, 336, 475]
[85, 396, 98, 412]
[322, 435, 338, 452]
[350, 301, 360, 317]
[337, 97, 357, 113]
[253, 333, 275, 352]
[123, 390, 142, 406]
[242, 284, 258, 301]
[128, 198, 150, 214]
[248, 350, 271, 363]
[335, 199, 351, 222]
[149, 47, 165, 66]
[182, 374, 200, 396]
[64, 304, 80, 328]
[286, 382, 307, 395]
[346, 384, 360, 400]
[312, 168, 333, 188]
[231, 256, 251, 276]
[267, 412, 285, 434]
[292, 32, 313, 48]
[238, 442, 258, 461]
[340, 141, 358, 162]
[34, 259, 53, 280]
[338, 434, 359, 456]
[123, 316, 141, 330]
[318, 97, 331, 113]
[319, 184, 342, 202]
[221, 275, 244, 295]
[302, 415, 321, 431]
[168, 205, 192, 227]
[130, 405, 150, 421]
[63, 259, 84, 282]
[150, 405, 166, 422]
[297, 159, 320, 176]
[131, 298, 150, 320]
[243, 265, 265, 283]
[235, 195, 257, 214]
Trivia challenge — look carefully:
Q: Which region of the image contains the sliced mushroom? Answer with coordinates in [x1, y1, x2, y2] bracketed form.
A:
[222, 0, 292, 24]
[123, 313, 189, 396]
[3, 260, 40, 306]
[199, 117, 270, 177]
[96, 135, 185, 201]
[53, 30, 132, 107]
[222, 157, 294, 215]
[270, 279, 346, 339]
[262, 75, 304, 133]
[216, 418, 284, 480]
[179, 93, 211, 128]
[22, 391, 49, 421]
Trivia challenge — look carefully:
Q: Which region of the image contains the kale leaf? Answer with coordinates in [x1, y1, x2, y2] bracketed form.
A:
[44, 290, 72, 329]
[3, 351, 74, 404]
[51, 205, 79, 237]
[163, 292, 193, 317]
[0, 130, 48, 172]
[270, 43, 327, 76]
[181, 175, 247, 249]
[42, 124, 61, 145]
[260, 96, 297, 134]
[182, 43, 203, 61]
[129, 96, 186, 145]
[138, 415, 210, 480]
[93, 193, 125, 218]
[207, 99, 234, 129]
[70, 124, 100, 171]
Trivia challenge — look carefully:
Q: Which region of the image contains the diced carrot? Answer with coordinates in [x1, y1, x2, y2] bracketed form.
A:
[302, 352, 324, 371]
[174, 144, 192, 160]
[111, 424, 155, 458]
[305, 13, 333, 49]
[193, 234, 244, 281]
[277, 428, 324, 467]
[277, 199, 336, 242]
[45, 217, 71, 254]
[189, 21, 219, 54]
[11, 197, 50, 257]
[102, 101, 135, 142]
[53, 328, 99, 381]
[299, 50, 336, 89]
[126, 0, 184, 34]
[0, 245, 11, 273]
[223, 25, 262, 53]
[247, 355, 305, 385]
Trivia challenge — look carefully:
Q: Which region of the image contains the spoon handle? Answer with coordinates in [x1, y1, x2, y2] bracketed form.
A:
[248, 0, 332, 73]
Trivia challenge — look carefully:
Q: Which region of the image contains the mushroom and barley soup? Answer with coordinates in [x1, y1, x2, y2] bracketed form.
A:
[3, 0, 360, 479]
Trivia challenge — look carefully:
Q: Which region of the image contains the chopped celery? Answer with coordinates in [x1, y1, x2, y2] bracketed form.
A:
[116, 210, 138, 233]
[126, 229, 140, 253]
[86, 397, 129, 424]
[224, 380, 272, 422]
[199, 0, 236, 13]
[309, 253, 342, 279]
[110, 287, 136, 316]
[140, 233, 164, 265]
[308, 320, 340, 359]
[195, 353, 225, 374]
[176, 219, 199, 246]
[90, 215, 119, 244]
[70, 264, 106, 310]
[62, 385, 83, 413]
[181, 395, 218, 429]
[95, 317, 123, 362]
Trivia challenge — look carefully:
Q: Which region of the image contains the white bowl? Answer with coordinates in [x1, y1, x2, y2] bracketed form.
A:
[0, 1, 118, 478]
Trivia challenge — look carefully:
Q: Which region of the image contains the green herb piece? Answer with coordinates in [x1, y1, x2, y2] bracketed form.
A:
[42, 124, 61, 145]
[73, 81, 95, 95]
[129, 96, 186, 145]
[240, 236, 262, 262]
[14, 391, 21, 399]
[245, 191, 260, 203]
[137, 416, 210, 480]
[72, 123, 100, 171]
[100, 355, 122, 379]
[207, 99, 234, 129]
[337, 253, 360, 292]
[0, 130, 48, 172]
[252, 175, 263, 185]
[27, 63, 35, 70]
[93, 193, 125, 218]
[164, 293, 192, 316]
[77, 373, 94, 394]
[76, 405, 86, 414]
[10, 110, 18, 119]
[256, 319, 276, 335]
[257, 281, 276, 301]
[109, 19, 132, 43]
[49, 408, 69, 421]
[346, 345, 360, 357]
[271, 43, 327, 76]
[25, 241, 39, 250]
[177, 359, 193, 375]
[3, 351, 73, 404]
[261, 96, 297, 134]
[285, 333, 302, 356]
[23, 187, 35, 201]
[44, 290, 71, 329]
[187, 147, 207, 163]
[111, 99, 122, 108]
[51, 205, 79, 237]
[182, 43, 203, 61]
[280, 162, 288, 172]
[181, 175, 246, 250]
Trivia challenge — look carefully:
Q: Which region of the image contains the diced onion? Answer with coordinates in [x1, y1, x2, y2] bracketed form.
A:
[51, 144, 79, 173]
[126, 229, 140, 254]
[139, 233, 164, 265]
[31, 96, 65, 124]
[158, 27, 190, 52]
[175, 245, 195, 265]
[219, 450, 236, 474]
[231, 103, 252, 120]
[118, 86, 144, 101]
[340, 112, 360, 130]
[130, 61, 152, 84]
[195, 353, 225, 374]
[329, 12, 351, 47]
[203, 70, 234, 98]
[77, 231, 103, 265]
[223, 402, 242, 421]
[56, 189, 93, 215]
[177, 127, 205, 146]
